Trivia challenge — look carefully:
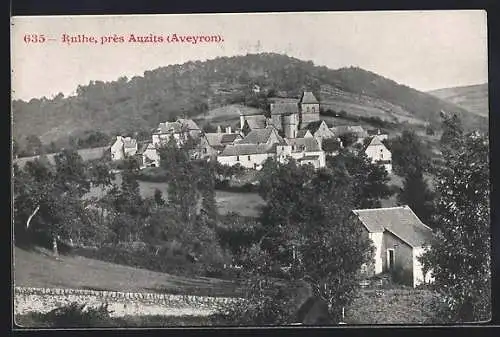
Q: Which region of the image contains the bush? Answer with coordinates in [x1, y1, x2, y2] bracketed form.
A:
[217, 277, 293, 325]
[41, 302, 112, 327]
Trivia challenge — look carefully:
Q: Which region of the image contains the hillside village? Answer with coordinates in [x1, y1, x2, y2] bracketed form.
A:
[105, 91, 443, 289]
[110, 91, 393, 173]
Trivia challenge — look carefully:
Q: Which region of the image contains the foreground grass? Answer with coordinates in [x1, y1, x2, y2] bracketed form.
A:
[345, 287, 442, 324]
[15, 313, 229, 328]
[14, 247, 242, 297]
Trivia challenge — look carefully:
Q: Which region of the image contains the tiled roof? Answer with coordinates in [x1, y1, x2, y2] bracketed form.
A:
[285, 137, 321, 152]
[330, 125, 368, 137]
[177, 118, 201, 131]
[136, 142, 150, 155]
[303, 120, 324, 134]
[296, 129, 311, 138]
[239, 127, 283, 145]
[205, 133, 241, 147]
[122, 137, 137, 149]
[270, 102, 299, 115]
[244, 115, 267, 129]
[154, 121, 182, 134]
[220, 143, 276, 156]
[221, 133, 241, 144]
[352, 206, 434, 248]
[367, 136, 384, 147]
[300, 91, 319, 104]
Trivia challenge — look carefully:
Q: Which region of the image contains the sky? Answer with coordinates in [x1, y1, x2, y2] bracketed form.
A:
[11, 10, 488, 101]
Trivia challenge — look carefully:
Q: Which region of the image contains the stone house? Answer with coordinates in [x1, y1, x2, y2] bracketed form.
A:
[110, 136, 138, 161]
[351, 206, 434, 287]
[151, 119, 201, 147]
[137, 142, 160, 168]
[200, 132, 243, 160]
[302, 120, 335, 147]
[364, 136, 392, 173]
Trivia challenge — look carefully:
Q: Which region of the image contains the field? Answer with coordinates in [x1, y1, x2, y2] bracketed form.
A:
[14, 246, 241, 297]
[85, 174, 266, 218]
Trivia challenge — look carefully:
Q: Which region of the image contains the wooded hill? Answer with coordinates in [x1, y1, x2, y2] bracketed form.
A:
[12, 53, 487, 148]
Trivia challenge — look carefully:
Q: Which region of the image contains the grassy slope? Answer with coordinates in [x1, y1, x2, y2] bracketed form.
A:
[13, 247, 241, 297]
[427, 83, 488, 118]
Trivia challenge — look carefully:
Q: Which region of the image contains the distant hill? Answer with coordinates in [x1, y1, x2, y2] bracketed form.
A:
[427, 83, 488, 118]
[12, 53, 487, 148]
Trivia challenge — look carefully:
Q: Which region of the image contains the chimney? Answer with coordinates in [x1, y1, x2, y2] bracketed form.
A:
[216, 125, 222, 133]
[377, 129, 381, 135]
[225, 126, 232, 134]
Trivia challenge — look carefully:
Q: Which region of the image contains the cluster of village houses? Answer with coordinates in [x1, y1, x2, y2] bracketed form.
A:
[111, 91, 393, 173]
[109, 91, 434, 288]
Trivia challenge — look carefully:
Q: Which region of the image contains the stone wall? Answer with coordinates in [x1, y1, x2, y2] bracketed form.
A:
[14, 286, 241, 318]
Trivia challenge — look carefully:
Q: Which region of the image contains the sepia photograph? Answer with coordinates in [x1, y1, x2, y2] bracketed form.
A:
[11, 10, 490, 327]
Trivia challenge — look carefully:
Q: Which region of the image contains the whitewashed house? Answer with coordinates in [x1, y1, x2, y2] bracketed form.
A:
[217, 143, 277, 170]
[217, 125, 285, 170]
[351, 206, 434, 288]
[110, 136, 138, 161]
[277, 137, 326, 169]
[364, 136, 392, 173]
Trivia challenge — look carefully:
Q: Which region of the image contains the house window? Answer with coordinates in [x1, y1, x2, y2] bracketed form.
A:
[312, 107, 316, 113]
[203, 148, 207, 154]
[387, 249, 395, 270]
[248, 155, 251, 161]
[236, 156, 240, 161]
[380, 152, 384, 159]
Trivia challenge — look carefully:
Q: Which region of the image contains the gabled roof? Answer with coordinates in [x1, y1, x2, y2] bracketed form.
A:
[204, 133, 241, 147]
[136, 142, 150, 155]
[285, 137, 321, 152]
[270, 102, 299, 115]
[219, 143, 276, 156]
[330, 125, 368, 137]
[296, 129, 312, 138]
[177, 118, 201, 131]
[239, 127, 283, 145]
[221, 133, 242, 144]
[245, 116, 268, 129]
[122, 137, 137, 149]
[300, 91, 319, 104]
[365, 136, 385, 147]
[303, 120, 327, 134]
[352, 206, 434, 248]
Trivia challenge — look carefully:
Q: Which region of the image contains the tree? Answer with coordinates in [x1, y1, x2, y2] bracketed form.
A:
[326, 149, 393, 209]
[338, 132, 357, 148]
[420, 117, 490, 322]
[25, 135, 43, 156]
[322, 138, 341, 153]
[14, 150, 92, 254]
[397, 170, 435, 225]
[389, 130, 430, 176]
[236, 159, 374, 323]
